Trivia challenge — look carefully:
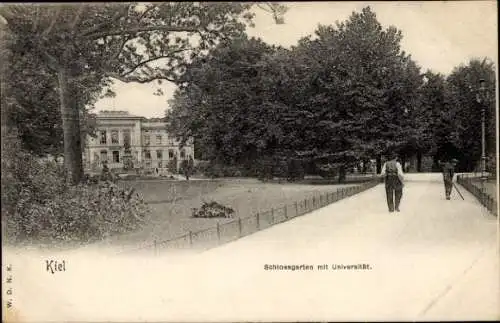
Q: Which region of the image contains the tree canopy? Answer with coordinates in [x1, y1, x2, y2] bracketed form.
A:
[167, 6, 496, 175]
[168, 7, 426, 171]
[1, 2, 286, 182]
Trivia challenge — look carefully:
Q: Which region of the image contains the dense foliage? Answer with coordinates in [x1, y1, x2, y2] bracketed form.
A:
[167, 6, 496, 175]
[1, 135, 150, 245]
[1, 3, 285, 183]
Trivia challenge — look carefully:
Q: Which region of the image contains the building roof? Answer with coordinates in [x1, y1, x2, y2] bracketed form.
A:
[142, 121, 167, 129]
[97, 110, 143, 119]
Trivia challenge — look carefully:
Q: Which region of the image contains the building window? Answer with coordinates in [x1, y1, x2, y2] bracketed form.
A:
[112, 151, 120, 163]
[123, 129, 131, 146]
[100, 131, 107, 144]
[156, 150, 163, 160]
[144, 150, 151, 159]
[156, 135, 162, 145]
[158, 162, 163, 169]
[145, 161, 151, 168]
[144, 135, 150, 145]
[111, 130, 119, 144]
[100, 150, 107, 161]
[180, 149, 186, 159]
[168, 149, 175, 159]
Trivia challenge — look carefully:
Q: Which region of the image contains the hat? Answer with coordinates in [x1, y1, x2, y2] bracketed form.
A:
[451, 158, 458, 163]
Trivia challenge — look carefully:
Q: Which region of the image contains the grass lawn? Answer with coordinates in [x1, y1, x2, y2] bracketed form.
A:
[104, 178, 360, 250]
[116, 179, 227, 204]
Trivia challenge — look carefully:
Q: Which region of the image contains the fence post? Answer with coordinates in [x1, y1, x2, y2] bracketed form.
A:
[216, 222, 221, 244]
[271, 208, 275, 223]
[313, 196, 316, 208]
[238, 218, 242, 237]
[153, 239, 157, 257]
[188, 231, 193, 247]
[284, 205, 288, 219]
[295, 201, 298, 217]
[256, 212, 260, 230]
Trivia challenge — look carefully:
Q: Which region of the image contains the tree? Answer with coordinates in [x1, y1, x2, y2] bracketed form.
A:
[166, 36, 281, 168]
[446, 58, 496, 171]
[289, 7, 423, 173]
[167, 6, 427, 178]
[2, 27, 106, 156]
[1, 3, 285, 184]
[404, 71, 452, 171]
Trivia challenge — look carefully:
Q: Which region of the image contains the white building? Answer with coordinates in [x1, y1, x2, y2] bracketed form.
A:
[83, 111, 194, 173]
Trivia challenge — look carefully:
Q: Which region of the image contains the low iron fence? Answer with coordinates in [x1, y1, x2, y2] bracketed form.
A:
[117, 179, 380, 256]
[457, 173, 497, 217]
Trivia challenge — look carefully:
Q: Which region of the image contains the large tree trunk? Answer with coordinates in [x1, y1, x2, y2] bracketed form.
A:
[376, 155, 382, 174]
[58, 67, 83, 185]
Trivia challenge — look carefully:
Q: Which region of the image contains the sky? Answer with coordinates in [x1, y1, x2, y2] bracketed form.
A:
[93, 1, 498, 118]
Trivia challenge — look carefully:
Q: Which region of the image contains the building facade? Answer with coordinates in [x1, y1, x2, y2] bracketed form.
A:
[83, 111, 194, 173]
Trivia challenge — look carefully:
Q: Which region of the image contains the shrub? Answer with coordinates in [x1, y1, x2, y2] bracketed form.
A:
[193, 160, 210, 175]
[315, 162, 338, 179]
[287, 158, 305, 181]
[1, 136, 150, 245]
[202, 163, 243, 178]
[191, 201, 235, 218]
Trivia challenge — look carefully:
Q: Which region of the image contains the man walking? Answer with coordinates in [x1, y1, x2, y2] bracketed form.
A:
[380, 153, 405, 212]
[439, 158, 457, 200]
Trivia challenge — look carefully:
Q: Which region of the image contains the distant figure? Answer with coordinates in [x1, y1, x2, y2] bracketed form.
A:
[439, 158, 457, 200]
[370, 160, 377, 174]
[380, 153, 404, 213]
[100, 160, 114, 182]
[404, 161, 410, 173]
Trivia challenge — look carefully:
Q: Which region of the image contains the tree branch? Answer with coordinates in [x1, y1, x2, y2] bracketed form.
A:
[105, 6, 159, 66]
[138, 4, 157, 22]
[79, 5, 129, 37]
[70, 4, 86, 30]
[256, 4, 272, 13]
[32, 6, 40, 32]
[111, 35, 132, 62]
[41, 7, 61, 37]
[85, 25, 200, 39]
[41, 51, 60, 71]
[120, 49, 190, 77]
[107, 72, 177, 84]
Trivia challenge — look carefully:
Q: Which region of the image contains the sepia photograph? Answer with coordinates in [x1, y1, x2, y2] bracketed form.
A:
[1, 1, 498, 322]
